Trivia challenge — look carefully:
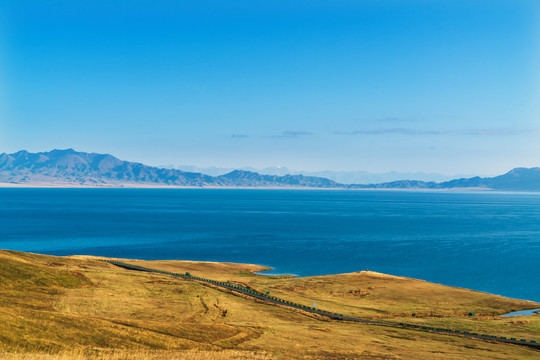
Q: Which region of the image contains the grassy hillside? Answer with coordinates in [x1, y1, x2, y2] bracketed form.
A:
[0, 250, 539, 359]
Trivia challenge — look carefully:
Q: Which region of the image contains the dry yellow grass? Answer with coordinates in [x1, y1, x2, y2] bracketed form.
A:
[1, 250, 539, 359]
[0, 349, 272, 360]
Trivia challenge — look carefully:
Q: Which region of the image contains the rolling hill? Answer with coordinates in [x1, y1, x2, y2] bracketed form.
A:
[1, 249, 539, 359]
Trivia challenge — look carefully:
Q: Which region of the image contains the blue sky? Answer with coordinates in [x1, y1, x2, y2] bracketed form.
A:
[1, 0, 539, 174]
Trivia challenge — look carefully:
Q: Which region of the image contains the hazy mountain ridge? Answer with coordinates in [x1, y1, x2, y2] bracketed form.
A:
[1, 149, 539, 190]
[164, 164, 470, 184]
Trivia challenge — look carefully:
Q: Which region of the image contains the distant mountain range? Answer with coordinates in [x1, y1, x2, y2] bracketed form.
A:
[1, 149, 539, 191]
[162, 164, 470, 184]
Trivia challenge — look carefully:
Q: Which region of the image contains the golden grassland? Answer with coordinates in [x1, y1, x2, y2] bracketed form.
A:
[0, 250, 539, 359]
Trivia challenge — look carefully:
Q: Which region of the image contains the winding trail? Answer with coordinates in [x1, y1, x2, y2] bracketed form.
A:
[103, 260, 540, 350]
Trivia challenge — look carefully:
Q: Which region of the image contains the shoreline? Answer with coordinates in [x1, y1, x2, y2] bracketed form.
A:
[2, 183, 539, 195]
[500, 308, 540, 317]
[8, 248, 540, 305]
[0, 182, 496, 192]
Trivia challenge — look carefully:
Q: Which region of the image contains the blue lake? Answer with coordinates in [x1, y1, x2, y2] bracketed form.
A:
[1, 188, 539, 302]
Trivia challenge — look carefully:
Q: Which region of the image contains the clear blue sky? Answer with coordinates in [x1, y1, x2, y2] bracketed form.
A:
[1, 0, 539, 174]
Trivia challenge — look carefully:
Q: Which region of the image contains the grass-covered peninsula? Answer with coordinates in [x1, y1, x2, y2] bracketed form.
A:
[1, 250, 539, 359]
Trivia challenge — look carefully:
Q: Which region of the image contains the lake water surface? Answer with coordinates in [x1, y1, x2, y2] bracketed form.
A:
[1, 188, 539, 302]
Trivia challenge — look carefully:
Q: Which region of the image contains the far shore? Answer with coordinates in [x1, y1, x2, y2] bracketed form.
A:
[0, 182, 493, 191]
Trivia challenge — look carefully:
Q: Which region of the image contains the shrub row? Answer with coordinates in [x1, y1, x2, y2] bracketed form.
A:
[100, 260, 344, 317]
[396, 322, 537, 343]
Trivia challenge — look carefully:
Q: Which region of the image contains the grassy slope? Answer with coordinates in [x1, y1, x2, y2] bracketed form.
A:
[0, 250, 539, 359]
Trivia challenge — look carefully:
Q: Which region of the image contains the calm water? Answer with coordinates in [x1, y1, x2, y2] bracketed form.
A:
[1, 188, 539, 302]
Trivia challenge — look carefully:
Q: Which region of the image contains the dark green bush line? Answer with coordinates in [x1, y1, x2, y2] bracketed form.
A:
[99, 259, 338, 315]
[395, 321, 537, 343]
[100, 260, 336, 316]
[99, 260, 539, 347]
